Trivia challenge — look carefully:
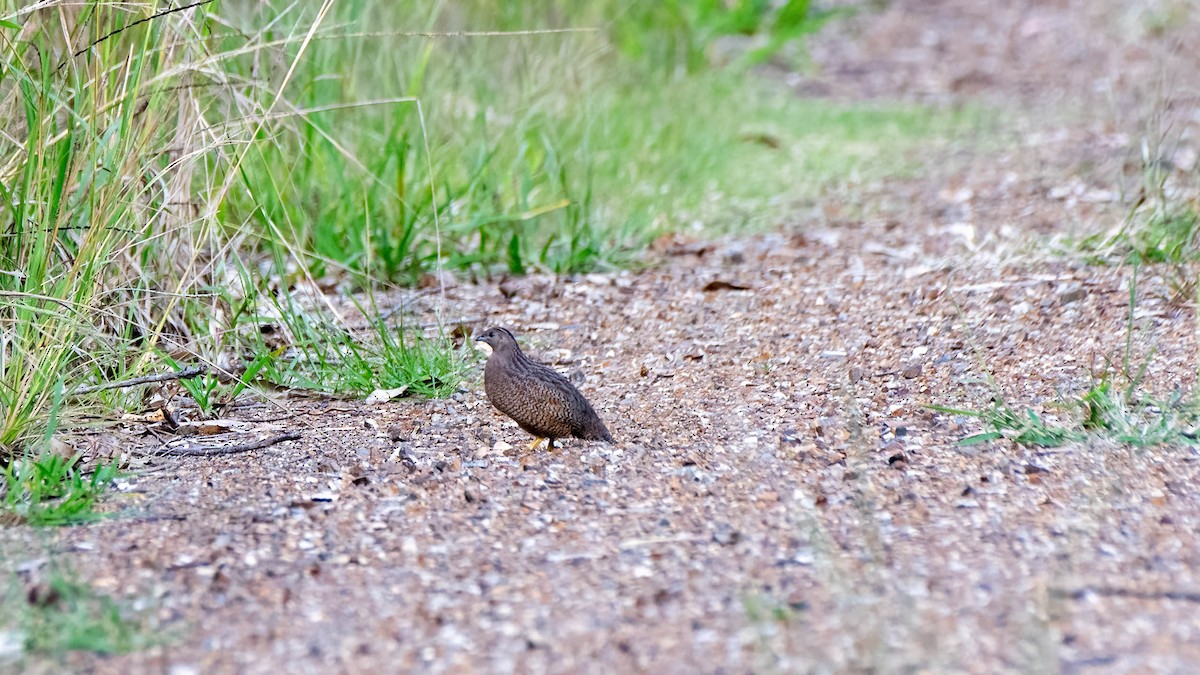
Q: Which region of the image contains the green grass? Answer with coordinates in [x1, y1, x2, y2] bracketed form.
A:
[1, 454, 120, 527]
[930, 401, 1082, 448]
[0, 0, 969, 470]
[161, 351, 277, 418]
[1068, 123, 1200, 300]
[223, 0, 968, 281]
[259, 309, 466, 398]
[934, 267, 1198, 449]
[1, 566, 157, 662]
[1074, 202, 1200, 301]
[931, 377, 1196, 449]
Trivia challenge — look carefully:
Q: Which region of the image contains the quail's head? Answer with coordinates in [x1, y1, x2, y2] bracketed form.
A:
[474, 327, 518, 353]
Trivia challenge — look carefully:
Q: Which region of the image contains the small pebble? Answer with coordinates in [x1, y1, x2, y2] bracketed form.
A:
[713, 524, 741, 546]
[1058, 284, 1087, 305]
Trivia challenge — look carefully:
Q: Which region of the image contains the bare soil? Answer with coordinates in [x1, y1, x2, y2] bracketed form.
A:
[8, 1, 1200, 673]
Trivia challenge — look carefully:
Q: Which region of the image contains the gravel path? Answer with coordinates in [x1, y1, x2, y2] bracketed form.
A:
[7, 1, 1200, 672]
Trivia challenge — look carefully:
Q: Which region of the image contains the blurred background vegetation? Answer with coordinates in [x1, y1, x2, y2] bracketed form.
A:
[0, 0, 969, 459]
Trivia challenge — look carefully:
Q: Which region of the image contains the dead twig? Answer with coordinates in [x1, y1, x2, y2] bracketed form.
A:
[74, 365, 206, 396]
[423, 317, 487, 330]
[1051, 586, 1200, 604]
[376, 288, 442, 322]
[347, 315, 486, 331]
[156, 431, 301, 457]
[124, 513, 189, 524]
[239, 406, 357, 423]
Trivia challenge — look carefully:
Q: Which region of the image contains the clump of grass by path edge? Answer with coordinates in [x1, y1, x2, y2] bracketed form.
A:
[932, 267, 1198, 448]
[1, 454, 120, 527]
[0, 564, 159, 664]
[1069, 122, 1200, 301]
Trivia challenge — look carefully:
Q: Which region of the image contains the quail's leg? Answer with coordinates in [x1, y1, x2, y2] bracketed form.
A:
[517, 437, 547, 463]
[526, 437, 548, 451]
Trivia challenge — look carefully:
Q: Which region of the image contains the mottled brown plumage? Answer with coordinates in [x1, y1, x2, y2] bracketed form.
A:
[475, 327, 613, 448]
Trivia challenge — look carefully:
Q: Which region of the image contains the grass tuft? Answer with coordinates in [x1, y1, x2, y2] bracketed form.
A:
[930, 402, 1081, 448]
[932, 376, 1196, 449]
[938, 253, 1198, 449]
[1069, 117, 1200, 300]
[1, 454, 120, 527]
[1, 567, 157, 661]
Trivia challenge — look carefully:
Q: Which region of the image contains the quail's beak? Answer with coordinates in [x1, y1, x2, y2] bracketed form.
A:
[474, 335, 493, 355]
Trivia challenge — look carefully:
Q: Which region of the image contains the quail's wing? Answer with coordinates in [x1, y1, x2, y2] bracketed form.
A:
[525, 364, 597, 425]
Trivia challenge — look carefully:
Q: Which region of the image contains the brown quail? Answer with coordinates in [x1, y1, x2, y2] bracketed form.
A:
[475, 327, 613, 449]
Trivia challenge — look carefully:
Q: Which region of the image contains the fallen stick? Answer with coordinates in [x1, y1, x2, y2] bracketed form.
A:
[74, 365, 206, 395]
[1051, 586, 1200, 604]
[241, 406, 357, 423]
[421, 317, 486, 330]
[123, 513, 189, 523]
[346, 315, 486, 331]
[156, 431, 301, 457]
[375, 288, 442, 321]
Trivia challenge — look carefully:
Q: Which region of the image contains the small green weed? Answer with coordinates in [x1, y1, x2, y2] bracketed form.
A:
[176, 370, 223, 419]
[1125, 208, 1199, 265]
[926, 398, 1080, 446]
[161, 352, 277, 418]
[261, 299, 464, 398]
[931, 378, 1196, 449]
[743, 593, 805, 624]
[938, 259, 1197, 448]
[1126, 207, 1199, 301]
[1, 455, 119, 527]
[2, 569, 155, 659]
[1079, 197, 1200, 302]
[373, 324, 464, 398]
[1070, 121, 1200, 300]
[930, 402, 1081, 448]
[1075, 379, 1188, 446]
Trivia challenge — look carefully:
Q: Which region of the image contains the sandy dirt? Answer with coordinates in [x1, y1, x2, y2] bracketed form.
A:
[6, 1, 1200, 673]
